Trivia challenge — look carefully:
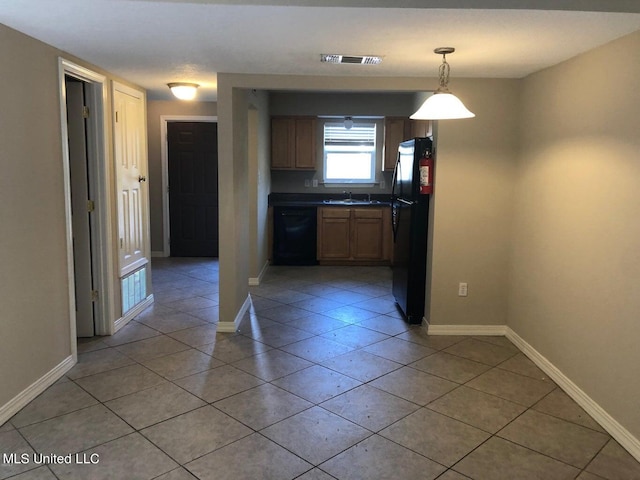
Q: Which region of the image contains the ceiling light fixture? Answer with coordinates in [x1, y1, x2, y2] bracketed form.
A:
[344, 117, 354, 130]
[411, 47, 475, 120]
[167, 82, 199, 101]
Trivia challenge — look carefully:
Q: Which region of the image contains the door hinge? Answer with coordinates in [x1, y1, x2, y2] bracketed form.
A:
[91, 290, 99, 302]
[87, 200, 95, 212]
[120, 238, 124, 248]
[82, 106, 90, 119]
[115, 111, 119, 123]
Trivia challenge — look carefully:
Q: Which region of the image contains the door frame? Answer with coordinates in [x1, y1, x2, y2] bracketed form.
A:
[58, 58, 116, 354]
[160, 115, 218, 257]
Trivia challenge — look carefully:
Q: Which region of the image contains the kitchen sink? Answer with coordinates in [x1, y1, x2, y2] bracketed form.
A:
[323, 199, 382, 205]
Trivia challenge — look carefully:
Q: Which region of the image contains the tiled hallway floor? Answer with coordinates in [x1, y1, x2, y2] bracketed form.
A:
[3, 257, 640, 479]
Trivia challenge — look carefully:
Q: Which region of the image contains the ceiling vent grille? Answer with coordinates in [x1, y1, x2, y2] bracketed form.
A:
[321, 54, 382, 65]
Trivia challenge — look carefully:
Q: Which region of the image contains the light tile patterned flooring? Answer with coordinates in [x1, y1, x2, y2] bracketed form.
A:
[2, 257, 640, 479]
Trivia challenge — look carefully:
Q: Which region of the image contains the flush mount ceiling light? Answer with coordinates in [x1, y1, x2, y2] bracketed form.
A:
[411, 47, 475, 120]
[344, 117, 354, 129]
[321, 54, 383, 65]
[167, 82, 199, 100]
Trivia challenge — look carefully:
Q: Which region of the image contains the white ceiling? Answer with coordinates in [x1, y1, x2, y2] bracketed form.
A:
[1, 0, 639, 101]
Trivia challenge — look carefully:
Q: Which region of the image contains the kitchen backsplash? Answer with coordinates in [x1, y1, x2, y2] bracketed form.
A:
[270, 170, 394, 194]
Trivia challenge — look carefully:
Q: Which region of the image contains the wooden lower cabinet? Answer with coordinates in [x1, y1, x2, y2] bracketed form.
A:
[317, 208, 351, 259]
[317, 207, 391, 264]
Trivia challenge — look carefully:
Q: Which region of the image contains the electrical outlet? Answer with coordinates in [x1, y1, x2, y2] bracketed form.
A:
[304, 179, 310, 187]
[312, 179, 318, 187]
[458, 282, 468, 297]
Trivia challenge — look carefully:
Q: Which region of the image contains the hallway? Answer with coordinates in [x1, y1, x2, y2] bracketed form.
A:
[2, 258, 639, 479]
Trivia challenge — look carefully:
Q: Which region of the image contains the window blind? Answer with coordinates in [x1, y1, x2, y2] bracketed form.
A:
[324, 122, 376, 147]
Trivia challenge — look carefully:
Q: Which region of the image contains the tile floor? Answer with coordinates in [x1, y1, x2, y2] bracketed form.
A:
[2, 257, 640, 479]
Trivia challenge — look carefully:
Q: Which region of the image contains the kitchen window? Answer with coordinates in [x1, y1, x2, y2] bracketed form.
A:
[322, 120, 380, 185]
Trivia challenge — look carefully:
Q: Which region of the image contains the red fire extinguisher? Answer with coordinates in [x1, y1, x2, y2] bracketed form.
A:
[419, 154, 434, 194]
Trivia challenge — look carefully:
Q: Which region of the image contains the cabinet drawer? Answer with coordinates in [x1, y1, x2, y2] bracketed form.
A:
[353, 208, 383, 219]
[321, 208, 351, 219]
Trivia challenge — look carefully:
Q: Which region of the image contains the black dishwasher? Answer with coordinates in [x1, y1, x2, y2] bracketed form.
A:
[273, 206, 317, 265]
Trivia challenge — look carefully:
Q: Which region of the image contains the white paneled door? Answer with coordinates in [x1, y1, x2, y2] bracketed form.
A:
[113, 82, 149, 277]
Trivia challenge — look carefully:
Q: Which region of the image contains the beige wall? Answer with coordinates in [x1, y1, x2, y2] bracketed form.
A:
[247, 90, 271, 280]
[429, 78, 519, 326]
[0, 24, 144, 409]
[0, 25, 72, 407]
[146, 100, 218, 253]
[510, 30, 640, 440]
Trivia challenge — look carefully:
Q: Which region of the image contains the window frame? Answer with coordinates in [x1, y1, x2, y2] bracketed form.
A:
[319, 117, 383, 187]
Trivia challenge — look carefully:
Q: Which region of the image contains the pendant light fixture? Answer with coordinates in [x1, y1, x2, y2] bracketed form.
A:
[411, 47, 475, 120]
[168, 82, 199, 101]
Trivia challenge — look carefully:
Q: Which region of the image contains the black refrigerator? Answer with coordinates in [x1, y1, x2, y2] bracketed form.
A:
[391, 137, 433, 324]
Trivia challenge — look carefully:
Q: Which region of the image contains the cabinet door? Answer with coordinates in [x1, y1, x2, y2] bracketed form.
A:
[295, 117, 316, 169]
[383, 117, 405, 171]
[410, 120, 432, 138]
[351, 208, 384, 260]
[271, 117, 295, 169]
[382, 207, 392, 262]
[318, 208, 351, 259]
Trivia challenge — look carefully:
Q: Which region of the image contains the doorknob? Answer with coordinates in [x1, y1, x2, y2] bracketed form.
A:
[138, 176, 146, 182]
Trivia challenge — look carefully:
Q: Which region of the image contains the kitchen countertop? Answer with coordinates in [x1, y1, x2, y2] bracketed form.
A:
[269, 192, 391, 207]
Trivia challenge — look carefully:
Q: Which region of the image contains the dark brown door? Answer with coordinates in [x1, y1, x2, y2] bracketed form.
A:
[168, 122, 219, 257]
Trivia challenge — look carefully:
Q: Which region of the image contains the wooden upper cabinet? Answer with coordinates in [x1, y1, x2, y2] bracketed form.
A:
[383, 117, 406, 171]
[293, 117, 316, 169]
[271, 117, 295, 169]
[383, 117, 432, 171]
[409, 119, 432, 139]
[271, 116, 316, 170]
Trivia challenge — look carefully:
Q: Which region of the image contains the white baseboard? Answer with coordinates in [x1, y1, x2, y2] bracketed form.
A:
[0, 355, 75, 426]
[248, 261, 269, 286]
[425, 322, 640, 462]
[217, 294, 252, 333]
[505, 327, 640, 463]
[427, 324, 508, 336]
[114, 294, 154, 334]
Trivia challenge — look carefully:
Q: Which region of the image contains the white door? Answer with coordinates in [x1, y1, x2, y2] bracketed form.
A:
[113, 83, 149, 277]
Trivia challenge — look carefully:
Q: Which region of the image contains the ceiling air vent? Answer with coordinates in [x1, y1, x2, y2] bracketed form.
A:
[321, 54, 383, 65]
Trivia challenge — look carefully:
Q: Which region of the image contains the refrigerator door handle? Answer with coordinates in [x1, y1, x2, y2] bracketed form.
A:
[391, 152, 401, 201]
[391, 201, 398, 240]
[392, 197, 412, 241]
[391, 153, 400, 240]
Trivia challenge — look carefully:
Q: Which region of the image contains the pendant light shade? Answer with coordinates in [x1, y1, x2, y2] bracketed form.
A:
[410, 93, 475, 120]
[411, 47, 475, 120]
[168, 82, 199, 100]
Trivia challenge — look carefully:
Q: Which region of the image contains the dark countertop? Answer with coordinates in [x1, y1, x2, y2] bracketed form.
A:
[269, 192, 391, 207]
